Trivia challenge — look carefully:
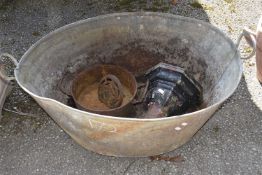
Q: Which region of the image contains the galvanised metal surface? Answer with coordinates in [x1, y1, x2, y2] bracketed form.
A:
[257, 17, 262, 82]
[0, 53, 18, 121]
[14, 12, 242, 157]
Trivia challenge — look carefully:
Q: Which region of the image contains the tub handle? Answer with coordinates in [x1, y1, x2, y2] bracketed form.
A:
[0, 53, 18, 81]
[236, 28, 257, 59]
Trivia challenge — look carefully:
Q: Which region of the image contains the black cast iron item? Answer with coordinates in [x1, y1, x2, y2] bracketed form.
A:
[144, 63, 203, 118]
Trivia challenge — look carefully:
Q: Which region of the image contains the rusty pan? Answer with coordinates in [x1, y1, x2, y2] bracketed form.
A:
[71, 64, 137, 116]
[1, 12, 250, 157]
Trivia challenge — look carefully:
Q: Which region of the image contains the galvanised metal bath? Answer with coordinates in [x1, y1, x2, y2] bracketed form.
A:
[7, 12, 244, 157]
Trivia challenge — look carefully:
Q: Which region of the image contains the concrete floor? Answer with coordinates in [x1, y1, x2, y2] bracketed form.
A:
[0, 0, 261, 174]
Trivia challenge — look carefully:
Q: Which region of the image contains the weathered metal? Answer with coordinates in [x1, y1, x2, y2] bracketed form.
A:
[10, 12, 242, 157]
[237, 16, 262, 82]
[257, 17, 262, 82]
[71, 64, 137, 116]
[98, 74, 124, 108]
[0, 53, 18, 120]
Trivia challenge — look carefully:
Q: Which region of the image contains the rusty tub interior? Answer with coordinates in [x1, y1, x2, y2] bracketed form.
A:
[14, 12, 242, 157]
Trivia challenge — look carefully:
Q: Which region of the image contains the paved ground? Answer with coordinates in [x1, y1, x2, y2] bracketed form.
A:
[0, 0, 261, 174]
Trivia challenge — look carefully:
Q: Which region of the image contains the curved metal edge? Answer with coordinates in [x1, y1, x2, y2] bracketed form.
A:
[14, 12, 243, 122]
[257, 15, 262, 33]
[236, 28, 257, 60]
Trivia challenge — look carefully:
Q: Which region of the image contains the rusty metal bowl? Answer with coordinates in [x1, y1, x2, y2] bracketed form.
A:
[12, 12, 243, 157]
[71, 64, 137, 116]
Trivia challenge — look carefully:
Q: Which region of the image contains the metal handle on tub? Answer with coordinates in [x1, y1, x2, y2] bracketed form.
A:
[236, 28, 257, 60]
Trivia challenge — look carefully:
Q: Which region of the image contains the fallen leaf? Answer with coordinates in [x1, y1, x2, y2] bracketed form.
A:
[149, 155, 185, 163]
[244, 47, 253, 53]
[171, 0, 177, 5]
[190, 1, 203, 9]
[228, 25, 234, 33]
[32, 31, 40, 36]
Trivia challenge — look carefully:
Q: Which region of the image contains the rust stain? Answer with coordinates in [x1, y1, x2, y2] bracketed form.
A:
[111, 48, 160, 76]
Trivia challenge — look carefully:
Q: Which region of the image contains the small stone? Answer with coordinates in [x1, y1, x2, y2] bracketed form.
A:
[248, 62, 255, 66]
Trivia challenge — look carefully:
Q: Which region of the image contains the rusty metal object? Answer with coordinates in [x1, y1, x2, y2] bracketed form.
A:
[12, 13, 243, 157]
[71, 64, 137, 117]
[132, 81, 149, 105]
[143, 63, 203, 118]
[98, 74, 124, 108]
